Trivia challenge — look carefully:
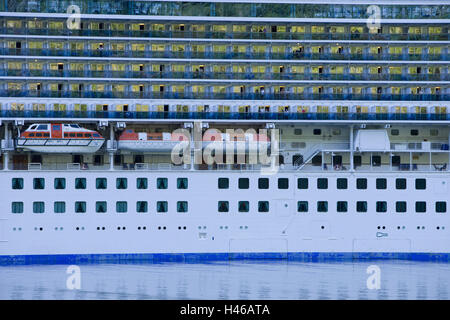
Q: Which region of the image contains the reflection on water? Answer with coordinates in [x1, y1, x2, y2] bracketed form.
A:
[1, 260, 450, 300]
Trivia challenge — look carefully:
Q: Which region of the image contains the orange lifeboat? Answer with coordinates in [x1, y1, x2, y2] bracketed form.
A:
[16, 123, 105, 153]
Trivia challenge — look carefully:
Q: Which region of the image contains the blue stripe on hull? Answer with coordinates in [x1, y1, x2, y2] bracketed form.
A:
[2, 252, 450, 265]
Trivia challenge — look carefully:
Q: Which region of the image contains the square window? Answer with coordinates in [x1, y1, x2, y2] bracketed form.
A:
[116, 178, 127, 189]
[415, 201, 426, 213]
[96, 178, 107, 189]
[116, 201, 128, 213]
[75, 201, 86, 213]
[12, 178, 24, 189]
[336, 178, 347, 189]
[396, 201, 407, 213]
[238, 201, 249, 212]
[396, 178, 407, 189]
[313, 129, 321, 135]
[337, 201, 348, 212]
[218, 201, 229, 212]
[137, 178, 148, 189]
[11, 202, 23, 213]
[297, 178, 308, 189]
[157, 178, 168, 189]
[258, 178, 269, 189]
[415, 178, 426, 190]
[317, 178, 328, 189]
[136, 201, 148, 213]
[33, 178, 45, 189]
[156, 201, 168, 213]
[177, 201, 188, 213]
[436, 202, 446, 213]
[239, 178, 249, 189]
[356, 201, 367, 212]
[356, 178, 367, 189]
[75, 178, 87, 189]
[411, 129, 419, 136]
[177, 178, 188, 189]
[96, 201, 107, 213]
[317, 201, 328, 212]
[54, 178, 66, 189]
[218, 178, 229, 189]
[376, 201, 387, 213]
[258, 201, 269, 212]
[376, 178, 387, 189]
[297, 201, 308, 212]
[33, 202, 44, 213]
[278, 178, 289, 189]
[54, 201, 65, 213]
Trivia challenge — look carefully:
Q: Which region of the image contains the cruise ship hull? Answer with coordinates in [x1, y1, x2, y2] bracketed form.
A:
[1, 170, 450, 264]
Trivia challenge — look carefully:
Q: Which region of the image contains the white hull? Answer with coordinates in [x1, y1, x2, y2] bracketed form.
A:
[1, 170, 449, 260]
[16, 139, 105, 153]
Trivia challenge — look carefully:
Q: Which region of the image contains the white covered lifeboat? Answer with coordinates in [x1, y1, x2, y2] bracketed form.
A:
[16, 123, 105, 153]
[118, 129, 188, 152]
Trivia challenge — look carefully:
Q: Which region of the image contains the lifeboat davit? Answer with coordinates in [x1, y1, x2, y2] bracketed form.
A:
[16, 123, 105, 153]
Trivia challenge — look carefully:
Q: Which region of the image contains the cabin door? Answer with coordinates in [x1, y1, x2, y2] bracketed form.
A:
[51, 124, 62, 138]
[12, 155, 28, 170]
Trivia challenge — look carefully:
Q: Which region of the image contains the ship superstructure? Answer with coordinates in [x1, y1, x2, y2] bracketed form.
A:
[0, 0, 449, 263]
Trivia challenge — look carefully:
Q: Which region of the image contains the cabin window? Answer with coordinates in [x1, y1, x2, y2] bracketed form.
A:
[33, 178, 45, 189]
[372, 156, 381, 167]
[416, 202, 426, 213]
[356, 178, 367, 189]
[75, 178, 87, 189]
[116, 201, 128, 213]
[337, 201, 348, 213]
[396, 178, 407, 190]
[177, 178, 188, 189]
[356, 201, 367, 212]
[137, 178, 148, 189]
[96, 201, 107, 213]
[94, 155, 103, 166]
[313, 129, 322, 135]
[258, 201, 269, 213]
[376, 178, 387, 189]
[33, 202, 45, 214]
[31, 155, 42, 163]
[278, 178, 289, 189]
[238, 178, 249, 189]
[136, 201, 148, 213]
[411, 129, 419, 136]
[396, 201, 407, 213]
[317, 201, 328, 212]
[317, 178, 328, 189]
[177, 201, 188, 213]
[336, 178, 347, 189]
[297, 178, 308, 189]
[297, 201, 308, 212]
[376, 201, 387, 213]
[156, 201, 168, 213]
[11, 202, 23, 213]
[415, 179, 426, 190]
[294, 129, 302, 135]
[116, 178, 127, 189]
[54, 178, 66, 189]
[218, 178, 229, 189]
[238, 201, 249, 213]
[37, 124, 48, 130]
[96, 178, 107, 189]
[75, 201, 86, 213]
[54, 202, 66, 213]
[218, 201, 229, 212]
[258, 178, 269, 189]
[157, 178, 168, 189]
[12, 178, 23, 189]
[436, 202, 446, 213]
[391, 129, 399, 136]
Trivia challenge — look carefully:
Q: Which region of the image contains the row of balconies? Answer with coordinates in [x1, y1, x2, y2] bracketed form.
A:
[3, 48, 448, 62]
[3, 90, 447, 101]
[0, 110, 449, 121]
[2, 27, 449, 41]
[2, 69, 448, 82]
